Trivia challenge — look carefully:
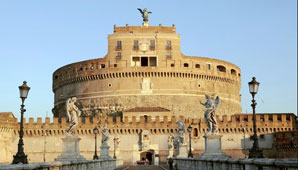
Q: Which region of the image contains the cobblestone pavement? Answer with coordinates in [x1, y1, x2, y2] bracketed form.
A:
[115, 165, 170, 170]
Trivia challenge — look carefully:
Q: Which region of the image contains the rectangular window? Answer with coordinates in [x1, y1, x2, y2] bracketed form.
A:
[132, 56, 140, 67]
[167, 52, 172, 58]
[116, 52, 122, 58]
[141, 57, 148, 67]
[207, 64, 211, 70]
[117, 41, 122, 50]
[166, 40, 172, 49]
[150, 40, 155, 50]
[134, 40, 139, 49]
[149, 57, 157, 67]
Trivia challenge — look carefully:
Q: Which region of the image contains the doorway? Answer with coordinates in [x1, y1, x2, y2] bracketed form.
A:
[140, 150, 154, 165]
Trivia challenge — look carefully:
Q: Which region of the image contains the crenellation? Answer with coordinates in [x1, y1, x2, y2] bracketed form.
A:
[37, 117, 42, 125]
[45, 117, 50, 125]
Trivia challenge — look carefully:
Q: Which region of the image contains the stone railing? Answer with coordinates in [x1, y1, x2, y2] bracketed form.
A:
[0, 159, 116, 170]
[174, 157, 298, 170]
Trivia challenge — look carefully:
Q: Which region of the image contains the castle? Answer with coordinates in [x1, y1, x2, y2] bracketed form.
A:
[0, 21, 297, 165]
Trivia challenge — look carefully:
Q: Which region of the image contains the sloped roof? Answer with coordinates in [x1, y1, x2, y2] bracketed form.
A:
[0, 112, 15, 119]
[124, 107, 170, 112]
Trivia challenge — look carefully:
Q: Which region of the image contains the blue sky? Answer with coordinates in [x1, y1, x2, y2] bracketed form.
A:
[0, 0, 296, 120]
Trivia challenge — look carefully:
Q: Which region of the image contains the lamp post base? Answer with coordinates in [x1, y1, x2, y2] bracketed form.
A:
[12, 153, 28, 164]
[248, 149, 263, 158]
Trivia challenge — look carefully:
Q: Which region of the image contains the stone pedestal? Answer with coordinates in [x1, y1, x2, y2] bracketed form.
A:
[198, 135, 229, 159]
[143, 21, 149, 26]
[177, 144, 188, 158]
[100, 143, 112, 159]
[55, 136, 85, 161]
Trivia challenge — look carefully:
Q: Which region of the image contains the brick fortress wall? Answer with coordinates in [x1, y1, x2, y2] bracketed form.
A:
[1, 113, 296, 164]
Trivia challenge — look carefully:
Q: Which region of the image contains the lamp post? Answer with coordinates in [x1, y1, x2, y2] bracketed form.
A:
[113, 137, 117, 159]
[12, 81, 30, 164]
[187, 124, 193, 158]
[248, 77, 263, 158]
[93, 127, 99, 160]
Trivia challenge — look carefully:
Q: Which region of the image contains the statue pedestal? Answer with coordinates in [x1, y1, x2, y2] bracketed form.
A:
[100, 143, 112, 159]
[198, 134, 229, 159]
[177, 144, 188, 158]
[55, 136, 85, 161]
[143, 21, 149, 26]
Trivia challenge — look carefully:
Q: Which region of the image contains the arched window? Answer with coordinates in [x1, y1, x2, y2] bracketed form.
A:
[184, 63, 189, 67]
[216, 65, 226, 73]
[193, 128, 198, 137]
[231, 69, 236, 75]
[195, 64, 200, 68]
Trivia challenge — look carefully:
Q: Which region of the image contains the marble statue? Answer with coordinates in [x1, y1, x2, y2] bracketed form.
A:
[168, 133, 174, 149]
[65, 97, 81, 136]
[200, 94, 220, 135]
[101, 121, 109, 145]
[137, 8, 152, 22]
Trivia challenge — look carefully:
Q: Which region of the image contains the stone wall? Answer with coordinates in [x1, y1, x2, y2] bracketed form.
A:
[1, 113, 296, 165]
[0, 159, 116, 170]
[173, 157, 298, 170]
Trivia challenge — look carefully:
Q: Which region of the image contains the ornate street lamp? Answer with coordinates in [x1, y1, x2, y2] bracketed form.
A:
[93, 127, 99, 160]
[248, 77, 263, 158]
[187, 124, 193, 158]
[12, 81, 30, 164]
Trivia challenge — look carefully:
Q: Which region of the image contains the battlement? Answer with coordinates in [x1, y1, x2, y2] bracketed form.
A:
[113, 24, 176, 34]
[10, 113, 296, 137]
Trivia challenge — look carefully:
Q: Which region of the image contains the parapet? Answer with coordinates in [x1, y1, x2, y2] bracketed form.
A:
[10, 113, 296, 137]
[113, 24, 176, 34]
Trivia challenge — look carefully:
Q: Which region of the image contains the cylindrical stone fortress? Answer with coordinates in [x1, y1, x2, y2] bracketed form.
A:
[52, 24, 241, 119]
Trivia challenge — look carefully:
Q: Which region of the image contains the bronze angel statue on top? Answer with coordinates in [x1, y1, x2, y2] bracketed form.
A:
[137, 8, 152, 22]
[200, 94, 220, 135]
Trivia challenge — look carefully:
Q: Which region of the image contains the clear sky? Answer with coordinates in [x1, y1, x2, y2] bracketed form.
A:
[0, 0, 296, 120]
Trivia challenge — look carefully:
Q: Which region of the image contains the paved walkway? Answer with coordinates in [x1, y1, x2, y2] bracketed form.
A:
[115, 165, 170, 170]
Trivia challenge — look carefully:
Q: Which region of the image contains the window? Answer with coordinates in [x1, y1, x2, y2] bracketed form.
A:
[195, 64, 200, 68]
[171, 63, 175, 67]
[141, 57, 148, 66]
[184, 63, 189, 67]
[167, 52, 172, 58]
[132, 57, 140, 67]
[144, 115, 148, 123]
[116, 52, 122, 58]
[150, 40, 155, 50]
[133, 40, 139, 49]
[114, 64, 117, 68]
[90, 65, 94, 70]
[216, 65, 226, 72]
[149, 57, 157, 67]
[101, 64, 105, 68]
[117, 41, 122, 50]
[231, 69, 236, 75]
[207, 64, 211, 70]
[166, 40, 172, 49]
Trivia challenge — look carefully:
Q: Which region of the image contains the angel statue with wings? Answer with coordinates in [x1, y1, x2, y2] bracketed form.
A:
[65, 97, 81, 136]
[137, 8, 152, 22]
[200, 94, 220, 135]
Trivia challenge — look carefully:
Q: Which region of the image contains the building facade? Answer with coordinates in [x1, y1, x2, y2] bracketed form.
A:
[52, 24, 241, 120]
